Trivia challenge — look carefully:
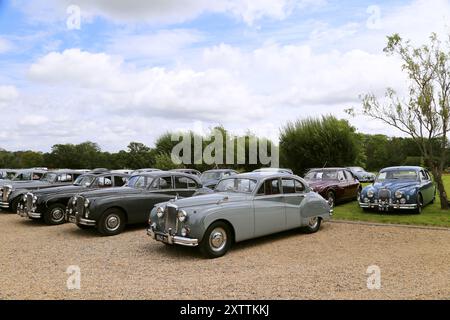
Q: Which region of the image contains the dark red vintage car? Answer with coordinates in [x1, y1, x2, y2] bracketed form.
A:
[304, 168, 361, 208]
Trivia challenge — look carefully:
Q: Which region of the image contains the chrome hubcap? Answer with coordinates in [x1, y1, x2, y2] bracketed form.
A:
[106, 214, 120, 231]
[51, 208, 64, 222]
[209, 227, 227, 252]
[328, 195, 334, 208]
[308, 217, 319, 228]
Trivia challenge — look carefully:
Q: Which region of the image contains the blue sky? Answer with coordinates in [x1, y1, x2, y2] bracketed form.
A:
[0, 0, 450, 151]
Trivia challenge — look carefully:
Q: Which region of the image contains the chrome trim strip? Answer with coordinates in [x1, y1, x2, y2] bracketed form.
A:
[359, 202, 418, 209]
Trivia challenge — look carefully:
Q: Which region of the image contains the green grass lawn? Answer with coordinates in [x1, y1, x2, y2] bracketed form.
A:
[332, 175, 450, 228]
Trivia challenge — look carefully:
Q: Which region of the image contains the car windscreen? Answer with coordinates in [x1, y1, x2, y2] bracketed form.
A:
[74, 175, 96, 186]
[350, 167, 365, 172]
[41, 173, 57, 182]
[126, 175, 147, 189]
[200, 172, 223, 182]
[376, 170, 418, 182]
[215, 178, 257, 194]
[12, 172, 32, 181]
[305, 171, 338, 181]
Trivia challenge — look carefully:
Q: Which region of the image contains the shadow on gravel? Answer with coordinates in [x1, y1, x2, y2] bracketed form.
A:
[147, 224, 330, 260]
[64, 223, 149, 239]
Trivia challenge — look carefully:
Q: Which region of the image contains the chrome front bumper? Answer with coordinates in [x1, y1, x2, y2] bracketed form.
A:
[65, 212, 96, 226]
[359, 202, 418, 210]
[147, 228, 198, 247]
[0, 201, 10, 209]
[17, 206, 42, 219]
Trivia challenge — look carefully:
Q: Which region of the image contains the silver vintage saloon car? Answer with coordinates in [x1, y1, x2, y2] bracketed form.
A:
[147, 172, 332, 258]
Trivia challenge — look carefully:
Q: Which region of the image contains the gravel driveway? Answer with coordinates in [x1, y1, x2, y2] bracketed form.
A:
[0, 213, 449, 300]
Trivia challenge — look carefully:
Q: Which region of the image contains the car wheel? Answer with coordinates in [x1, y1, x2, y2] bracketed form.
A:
[200, 221, 232, 259]
[43, 204, 66, 225]
[414, 194, 423, 214]
[302, 217, 322, 234]
[326, 191, 335, 208]
[97, 209, 126, 236]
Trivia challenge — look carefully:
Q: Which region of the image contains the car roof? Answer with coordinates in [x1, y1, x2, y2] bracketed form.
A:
[47, 169, 85, 174]
[225, 172, 299, 181]
[131, 171, 201, 181]
[14, 169, 47, 173]
[308, 167, 349, 171]
[381, 166, 424, 172]
[202, 169, 237, 173]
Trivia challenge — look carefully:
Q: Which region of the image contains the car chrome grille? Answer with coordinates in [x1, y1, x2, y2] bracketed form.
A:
[378, 189, 391, 200]
[165, 205, 178, 234]
[2, 186, 9, 202]
[76, 197, 85, 217]
[26, 193, 33, 212]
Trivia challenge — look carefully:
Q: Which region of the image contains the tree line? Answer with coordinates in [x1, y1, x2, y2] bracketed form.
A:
[0, 116, 440, 174]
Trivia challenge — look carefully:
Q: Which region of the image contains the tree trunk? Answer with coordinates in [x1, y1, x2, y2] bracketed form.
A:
[431, 166, 449, 210]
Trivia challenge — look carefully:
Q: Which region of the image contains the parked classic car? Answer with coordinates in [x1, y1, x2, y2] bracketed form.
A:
[0, 169, 82, 212]
[0, 168, 47, 186]
[170, 168, 202, 176]
[17, 171, 129, 225]
[359, 166, 435, 214]
[304, 168, 361, 208]
[199, 169, 238, 190]
[148, 172, 332, 258]
[253, 168, 294, 174]
[0, 169, 17, 181]
[347, 167, 376, 183]
[66, 171, 202, 236]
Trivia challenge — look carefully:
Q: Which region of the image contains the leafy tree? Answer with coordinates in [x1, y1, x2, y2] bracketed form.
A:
[279, 115, 360, 175]
[357, 33, 450, 210]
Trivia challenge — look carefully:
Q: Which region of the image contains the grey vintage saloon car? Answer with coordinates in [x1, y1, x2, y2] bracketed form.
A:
[0, 169, 82, 212]
[17, 171, 129, 225]
[66, 171, 202, 236]
[148, 172, 332, 258]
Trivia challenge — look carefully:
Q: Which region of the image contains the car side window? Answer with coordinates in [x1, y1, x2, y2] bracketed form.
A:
[155, 177, 172, 190]
[114, 176, 128, 187]
[425, 171, 432, 181]
[263, 179, 280, 195]
[420, 171, 427, 181]
[59, 174, 72, 182]
[97, 176, 112, 188]
[174, 176, 188, 189]
[295, 180, 305, 193]
[337, 171, 346, 181]
[33, 173, 43, 180]
[185, 177, 198, 189]
[282, 179, 296, 194]
[344, 170, 354, 181]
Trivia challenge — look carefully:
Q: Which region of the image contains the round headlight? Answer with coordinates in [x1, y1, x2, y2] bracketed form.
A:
[367, 190, 374, 198]
[84, 199, 90, 207]
[156, 206, 165, 218]
[72, 197, 77, 205]
[400, 198, 407, 204]
[33, 196, 37, 203]
[177, 209, 188, 222]
[395, 191, 403, 199]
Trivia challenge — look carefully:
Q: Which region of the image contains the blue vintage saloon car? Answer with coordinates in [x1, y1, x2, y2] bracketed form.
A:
[359, 166, 436, 214]
[148, 172, 332, 258]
